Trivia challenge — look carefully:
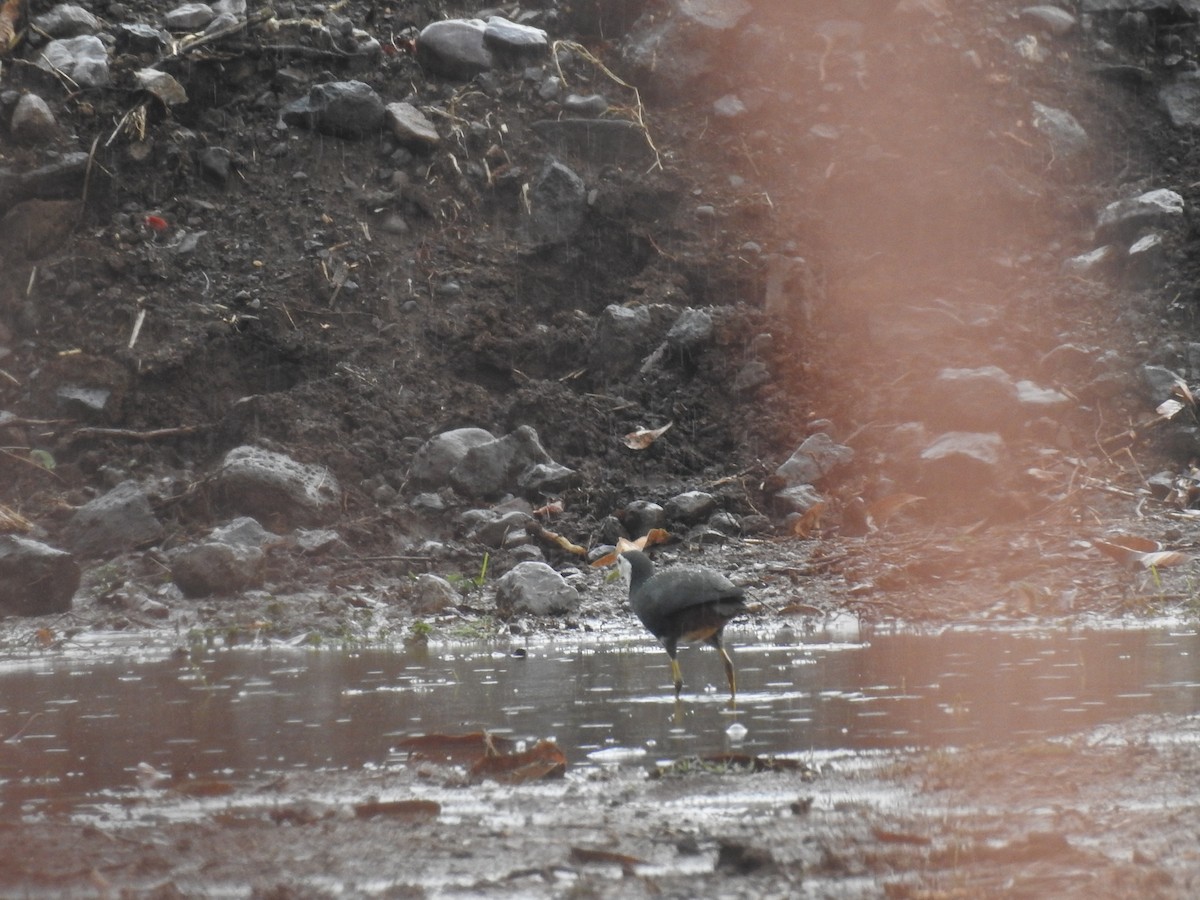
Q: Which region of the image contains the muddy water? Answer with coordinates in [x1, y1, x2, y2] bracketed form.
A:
[2, 624, 1199, 816]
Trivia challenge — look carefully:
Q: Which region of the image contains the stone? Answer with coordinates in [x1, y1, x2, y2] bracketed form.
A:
[563, 94, 609, 116]
[919, 432, 1005, 491]
[665, 491, 717, 524]
[1160, 71, 1200, 128]
[283, 81, 386, 139]
[417, 19, 493, 80]
[1095, 189, 1184, 243]
[1062, 245, 1118, 278]
[624, 500, 666, 537]
[163, 2, 215, 30]
[713, 94, 747, 118]
[517, 462, 579, 495]
[531, 119, 656, 166]
[588, 304, 655, 380]
[775, 484, 825, 515]
[1142, 364, 1184, 401]
[31, 4, 102, 37]
[775, 433, 854, 487]
[411, 427, 497, 487]
[11, 94, 60, 146]
[169, 540, 265, 597]
[215, 445, 342, 526]
[462, 508, 533, 547]
[1016, 380, 1070, 411]
[449, 426, 574, 499]
[733, 359, 771, 393]
[523, 159, 586, 246]
[198, 147, 232, 184]
[386, 102, 440, 150]
[412, 573, 459, 614]
[136, 68, 188, 106]
[666, 308, 714, 350]
[925, 366, 1021, 430]
[209, 516, 277, 548]
[1020, 5, 1077, 35]
[1127, 232, 1166, 284]
[116, 24, 172, 53]
[1031, 102, 1088, 159]
[37, 36, 109, 87]
[483, 16, 548, 55]
[675, 0, 752, 30]
[0, 536, 78, 616]
[495, 561, 581, 616]
[62, 480, 164, 558]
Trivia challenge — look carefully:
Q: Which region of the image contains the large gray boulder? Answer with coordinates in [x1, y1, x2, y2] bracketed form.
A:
[495, 561, 580, 616]
[0, 536, 79, 616]
[449, 426, 576, 499]
[62, 480, 163, 559]
[215, 446, 341, 527]
[411, 427, 497, 488]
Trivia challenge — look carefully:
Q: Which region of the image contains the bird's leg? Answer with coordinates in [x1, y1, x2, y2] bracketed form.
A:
[711, 634, 737, 700]
[670, 656, 684, 698]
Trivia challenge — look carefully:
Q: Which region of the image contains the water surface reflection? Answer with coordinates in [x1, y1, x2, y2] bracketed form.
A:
[2, 626, 1198, 814]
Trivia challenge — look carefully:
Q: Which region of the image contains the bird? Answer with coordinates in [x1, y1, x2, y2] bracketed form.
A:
[618, 549, 748, 700]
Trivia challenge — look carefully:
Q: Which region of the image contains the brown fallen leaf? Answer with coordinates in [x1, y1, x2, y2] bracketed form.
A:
[865, 493, 925, 528]
[1157, 398, 1186, 420]
[354, 799, 440, 820]
[532, 499, 564, 517]
[526, 521, 587, 556]
[0, 0, 21, 56]
[791, 502, 826, 538]
[1092, 537, 1191, 570]
[623, 421, 673, 450]
[570, 846, 647, 868]
[469, 739, 567, 784]
[590, 529, 673, 567]
[1137, 550, 1191, 570]
[397, 731, 517, 763]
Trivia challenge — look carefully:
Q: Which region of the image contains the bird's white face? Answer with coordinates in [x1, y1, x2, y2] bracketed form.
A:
[616, 554, 632, 592]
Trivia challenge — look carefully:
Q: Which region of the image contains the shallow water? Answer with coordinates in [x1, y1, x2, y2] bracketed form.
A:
[2, 624, 1199, 815]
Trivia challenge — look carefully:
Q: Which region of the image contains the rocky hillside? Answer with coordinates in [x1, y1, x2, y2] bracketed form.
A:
[1, 0, 1199, 632]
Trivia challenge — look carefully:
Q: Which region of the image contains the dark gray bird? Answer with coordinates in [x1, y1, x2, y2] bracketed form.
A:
[618, 550, 748, 699]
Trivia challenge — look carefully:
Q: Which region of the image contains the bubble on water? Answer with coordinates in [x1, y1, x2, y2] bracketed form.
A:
[725, 722, 748, 742]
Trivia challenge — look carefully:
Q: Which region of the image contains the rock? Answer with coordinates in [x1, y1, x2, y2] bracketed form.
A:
[523, 159, 587, 246]
[517, 462, 579, 495]
[1126, 232, 1166, 284]
[484, 16, 548, 55]
[624, 500, 667, 537]
[169, 540, 265, 598]
[733, 358, 771, 393]
[37, 36, 109, 87]
[62, 481, 164, 559]
[1142, 364, 1184, 401]
[919, 432, 1005, 492]
[0, 153, 89, 209]
[386, 102, 440, 150]
[588, 304, 655, 380]
[164, 3, 215, 30]
[136, 68, 188, 106]
[1062, 245, 1118, 278]
[675, 0, 752, 30]
[215, 445, 342, 527]
[532, 119, 656, 166]
[713, 94, 747, 118]
[461, 508, 533, 547]
[1020, 5, 1077, 35]
[283, 81, 386, 139]
[0, 536, 79, 616]
[563, 94, 609, 116]
[11, 94, 60, 146]
[665, 308, 714, 351]
[449, 426, 575, 499]
[412, 573, 459, 614]
[665, 491, 717, 524]
[1095, 189, 1184, 243]
[925, 366, 1021, 430]
[495, 561, 580, 616]
[116, 23, 172, 52]
[1160, 71, 1200, 128]
[1015, 380, 1070, 411]
[417, 19, 493, 80]
[210, 516, 277, 548]
[31, 4, 102, 37]
[1031, 102, 1089, 159]
[411, 427, 497, 488]
[775, 484, 824, 514]
[198, 147, 233, 184]
[775, 433, 854, 487]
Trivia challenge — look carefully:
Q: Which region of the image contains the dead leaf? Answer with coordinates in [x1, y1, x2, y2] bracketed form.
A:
[570, 846, 646, 868]
[1173, 378, 1195, 408]
[469, 739, 567, 784]
[623, 421, 673, 450]
[1138, 550, 1191, 570]
[532, 499, 564, 517]
[791, 502, 826, 538]
[397, 731, 517, 763]
[591, 529, 673, 567]
[865, 493, 925, 527]
[0, 0, 21, 55]
[526, 521, 587, 555]
[1157, 398, 1185, 420]
[354, 799, 440, 820]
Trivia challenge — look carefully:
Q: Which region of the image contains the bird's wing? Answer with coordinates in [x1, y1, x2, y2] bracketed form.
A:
[638, 568, 745, 618]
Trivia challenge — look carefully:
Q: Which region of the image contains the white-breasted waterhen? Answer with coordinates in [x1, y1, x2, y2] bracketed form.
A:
[618, 549, 747, 699]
